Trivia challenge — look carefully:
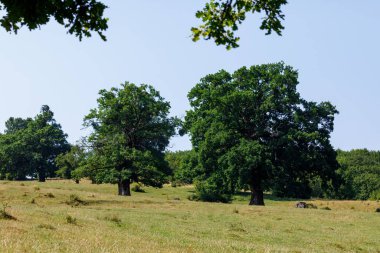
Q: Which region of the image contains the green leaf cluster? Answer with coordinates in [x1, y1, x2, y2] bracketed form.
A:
[0, 0, 288, 48]
[0, 0, 108, 40]
[191, 0, 287, 49]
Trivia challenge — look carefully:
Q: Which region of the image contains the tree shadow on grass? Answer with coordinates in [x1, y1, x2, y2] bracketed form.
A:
[234, 191, 304, 202]
[86, 199, 124, 205]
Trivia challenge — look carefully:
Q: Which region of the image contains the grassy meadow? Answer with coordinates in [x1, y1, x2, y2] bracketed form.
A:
[0, 180, 379, 253]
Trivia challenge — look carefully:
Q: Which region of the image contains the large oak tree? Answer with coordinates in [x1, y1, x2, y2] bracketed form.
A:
[84, 82, 178, 196]
[185, 62, 339, 205]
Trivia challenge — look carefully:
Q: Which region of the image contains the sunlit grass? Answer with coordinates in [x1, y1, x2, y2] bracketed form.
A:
[0, 180, 379, 252]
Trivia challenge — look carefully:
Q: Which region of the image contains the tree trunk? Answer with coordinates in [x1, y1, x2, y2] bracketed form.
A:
[118, 182, 122, 195]
[38, 170, 46, 182]
[249, 179, 265, 206]
[118, 179, 131, 196]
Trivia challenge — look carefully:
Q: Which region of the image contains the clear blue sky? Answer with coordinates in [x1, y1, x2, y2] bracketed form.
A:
[0, 1, 379, 151]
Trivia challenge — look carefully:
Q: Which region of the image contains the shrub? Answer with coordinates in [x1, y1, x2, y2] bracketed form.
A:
[193, 178, 231, 203]
[370, 190, 380, 201]
[187, 194, 199, 201]
[45, 193, 55, 198]
[66, 215, 77, 224]
[5, 173, 14, 181]
[131, 184, 145, 193]
[65, 194, 88, 206]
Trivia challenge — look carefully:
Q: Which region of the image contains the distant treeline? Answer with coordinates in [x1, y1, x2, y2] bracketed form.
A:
[0, 63, 379, 205]
[335, 149, 380, 200]
[165, 149, 380, 201]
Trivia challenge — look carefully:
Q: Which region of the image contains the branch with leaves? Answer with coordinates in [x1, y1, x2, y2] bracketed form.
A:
[0, 0, 287, 48]
[0, 0, 108, 41]
[191, 0, 287, 49]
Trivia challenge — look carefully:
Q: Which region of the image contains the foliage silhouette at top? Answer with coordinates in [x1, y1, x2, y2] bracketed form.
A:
[184, 62, 339, 205]
[0, 0, 286, 48]
[0, 0, 108, 40]
[83, 82, 179, 196]
[192, 0, 287, 49]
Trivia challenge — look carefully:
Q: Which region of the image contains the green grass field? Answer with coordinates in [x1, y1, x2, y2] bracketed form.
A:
[0, 180, 379, 253]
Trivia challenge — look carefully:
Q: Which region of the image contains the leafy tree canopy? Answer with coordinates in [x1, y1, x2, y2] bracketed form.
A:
[0, 0, 286, 48]
[185, 62, 339, 205]
[336, 149, 380, 200]
[0, 105, 69, 181]
[0, 0, 108, 40]
[0, 117, 36, 180]
[191, 0, 287, 49]
[165, 150, 201, 186]
[84, 82, 179, 196]
[55, 144, 87, 183]
[4, 117, 32, 134]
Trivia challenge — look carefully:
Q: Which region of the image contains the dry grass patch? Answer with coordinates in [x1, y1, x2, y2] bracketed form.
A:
[0, 180, 379, 253]
[0, 203, 16, 220]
